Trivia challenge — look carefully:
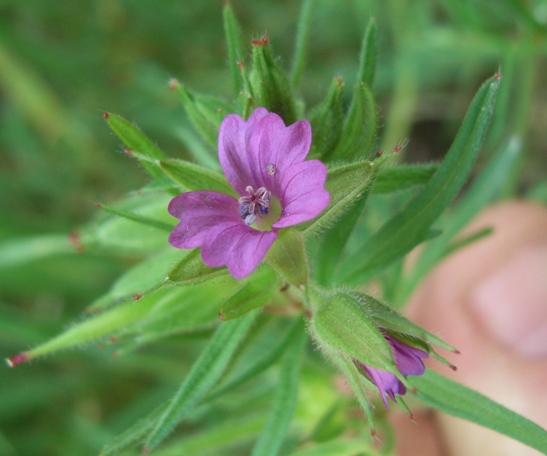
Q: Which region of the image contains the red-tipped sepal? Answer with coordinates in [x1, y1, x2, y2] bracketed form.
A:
[6, 352, 30, 368]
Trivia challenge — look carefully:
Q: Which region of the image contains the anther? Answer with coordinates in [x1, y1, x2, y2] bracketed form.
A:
[238, 185, 271, 226]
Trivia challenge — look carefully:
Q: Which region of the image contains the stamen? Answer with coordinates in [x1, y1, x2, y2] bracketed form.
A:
[245, 213, 257, 226]
[238, 185, 271, 225]
[239, 202, 251, 219]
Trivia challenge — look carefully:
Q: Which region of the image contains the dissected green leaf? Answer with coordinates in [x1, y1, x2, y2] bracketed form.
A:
[372, 164, 438, 194]
[104, 112, 165, 179]
[100, 401, 168, 456]
[173, 81, 234, 147]
[144, 310, 258, 452]
[413, 370, 547, 455]
[93, 193, 172, 254]
[173, 125, 220, 170]
[94, 201, 174, 232]
[395, 135, 522, 304]
[340, 73, 501, 284]
[167, 249, 231, 285]
[219, 266, 278, 321]
[251, 320, 306, 456]
[208, 318, 304, 401]
[289, 438, 373, 456]
[300, 161, 375, 236]
[88, 249, 180, 311]
[20, 291, 162, 362]
[152, 415, 267, 456]
[159, 158, 234, 194]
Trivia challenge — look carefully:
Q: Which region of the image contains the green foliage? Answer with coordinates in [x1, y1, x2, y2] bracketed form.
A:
[339, 73, 501, 284]
[1, 1, 545, 455]
[249, 39, 297, 125]
[414, 371, 547, 454]
[250, 321, 306, 456]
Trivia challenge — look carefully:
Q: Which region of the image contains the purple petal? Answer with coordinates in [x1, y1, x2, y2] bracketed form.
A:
[272, 159, 330, 229]
[168, 191, 240, 249]
[218, 108, 269, 195]
[201, 224, 278, 279]
[387, 336, 429, 377]
[246, 114, 312, 195]
[219, 109, 313, 199]
[359, 364, 406, 409]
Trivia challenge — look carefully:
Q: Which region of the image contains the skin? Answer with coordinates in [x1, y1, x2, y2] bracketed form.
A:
[391, 201, 547, 456]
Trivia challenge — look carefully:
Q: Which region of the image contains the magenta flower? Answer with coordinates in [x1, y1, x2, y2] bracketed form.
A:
[168, 108, 330, 279]
[357, 335, 428, 408]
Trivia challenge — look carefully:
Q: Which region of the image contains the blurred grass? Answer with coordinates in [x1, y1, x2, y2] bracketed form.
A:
[0, 0, 546, 455]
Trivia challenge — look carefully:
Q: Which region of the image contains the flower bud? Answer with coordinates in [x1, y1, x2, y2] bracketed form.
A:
[308, 76, 345, 160]
[309, 289, 394, 371]
[309, 289, 455, 409]
[249, 37, 297, 125]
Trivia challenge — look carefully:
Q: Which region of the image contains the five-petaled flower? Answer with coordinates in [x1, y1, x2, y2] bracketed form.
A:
[357, 335, 428, 408]
[168, 108, 330, 279]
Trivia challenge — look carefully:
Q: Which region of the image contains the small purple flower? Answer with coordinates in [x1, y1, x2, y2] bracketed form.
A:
[168, 108, 330, 279]
[357, 335, 428, 408]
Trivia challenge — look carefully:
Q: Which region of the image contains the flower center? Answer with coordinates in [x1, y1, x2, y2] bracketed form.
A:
[238, 186, 271, 226]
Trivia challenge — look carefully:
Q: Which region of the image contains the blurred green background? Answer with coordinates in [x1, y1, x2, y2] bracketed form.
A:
[1, 1, 546, 455]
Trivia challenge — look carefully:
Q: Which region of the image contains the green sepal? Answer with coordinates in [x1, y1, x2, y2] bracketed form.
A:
[356, 17, 377, 86]
[309, 289, 394, 372]
[300, 161, 375, 237]
[328, 82, 377, 161]
[173, 80, 234, 147]
[330, 353, 377, 429]
[104, 112, 165, 179]
[167, 249, 231, 285]
[236, 59, 257, 119]
[219, 266, 278, 321]
[265, 228, 308, 287]
[249, 38, 297, 125]
[223, 2, 245, 97]
[290, 0, 313, 89]
[346, 291, 456, 353]
[308, 77, 345, 160]
[159, 158, 234, 195]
